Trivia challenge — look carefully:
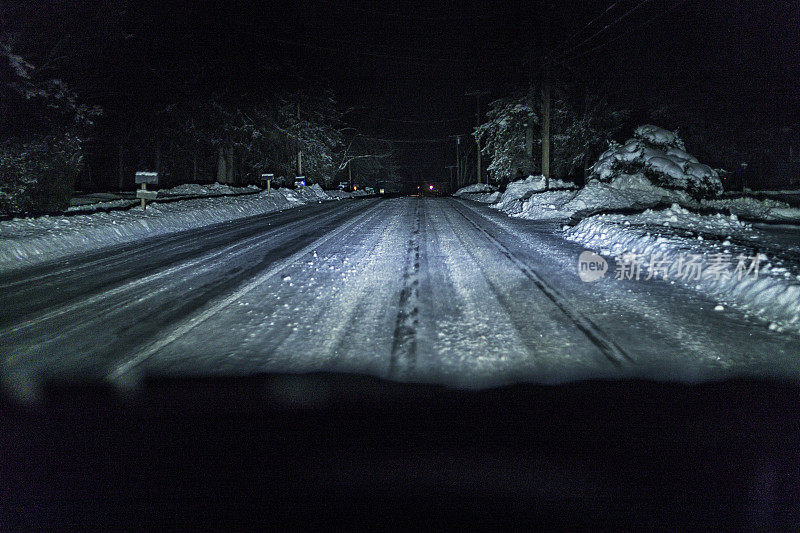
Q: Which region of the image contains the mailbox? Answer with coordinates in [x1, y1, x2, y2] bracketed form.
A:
[135, 171, 159, 185]
[136, 189, 159, 200]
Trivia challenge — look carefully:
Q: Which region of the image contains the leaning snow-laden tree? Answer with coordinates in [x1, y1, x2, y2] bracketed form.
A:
[474, 92, 538, 184]
[273, 92, 343, 187]
[334, 133, 394, 187]
[552, 96, 628, 182]
[589, 125, 723, 199]
[0, 35, 100, 214]
[475, 86, 627, 185]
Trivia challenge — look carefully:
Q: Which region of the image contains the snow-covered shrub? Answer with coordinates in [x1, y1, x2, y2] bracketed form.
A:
[0, 133, 83, 215]
[590, 125, 722, 199]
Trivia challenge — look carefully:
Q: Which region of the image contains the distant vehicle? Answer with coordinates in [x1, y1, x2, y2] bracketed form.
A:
[338, 182, 348, 190]
[294, 177, 306, 188]
[364, 187, 374, 194]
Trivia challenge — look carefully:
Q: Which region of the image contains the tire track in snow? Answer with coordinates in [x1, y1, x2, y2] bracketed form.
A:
[107, 200, 385, 379]
[388, 199, 422, 377]
[0, 200, 348, 290]
[437, 202, 554, 367]
[1, 202, 369, 337]
[0, 201, 361, 331]
[450, 199, 634, 367]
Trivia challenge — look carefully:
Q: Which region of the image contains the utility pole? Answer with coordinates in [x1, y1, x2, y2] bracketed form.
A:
[449, 134, 462, 187]
[466, 90, 489, 184]
[446, 165, 457, 192]
[541, 59, 551, 190]
[297, 101, 303, 178]
[348, 159, 353, 191]
[526, 49, 535, 173]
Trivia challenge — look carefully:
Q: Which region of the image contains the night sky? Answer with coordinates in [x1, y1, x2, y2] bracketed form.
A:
[194, 0, 800, 180]
[4, 0, 799, 183]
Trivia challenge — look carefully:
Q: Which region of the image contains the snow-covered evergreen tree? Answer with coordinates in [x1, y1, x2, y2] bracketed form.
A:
[0, 35, 100, 214]
[474, 86, 627, 185]
[589, 125, 723, 198]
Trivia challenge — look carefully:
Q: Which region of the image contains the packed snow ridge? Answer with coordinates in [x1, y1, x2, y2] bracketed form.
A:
[66, 182, 262, 213]
[566, 204, 800, 334]
[0, 184, 363, 272]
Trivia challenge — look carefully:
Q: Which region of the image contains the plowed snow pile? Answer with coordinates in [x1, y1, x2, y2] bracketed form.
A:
[566, 204, 800, 334]
[483, 125, 800, 224]
[0, 184, 358, 272]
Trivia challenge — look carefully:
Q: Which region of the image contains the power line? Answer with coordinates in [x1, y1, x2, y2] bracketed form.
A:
[552, 1, 622, 57]
[553, 0, 656, 62]
[352, 113, 470, 124]
[561, 0, 689, 63]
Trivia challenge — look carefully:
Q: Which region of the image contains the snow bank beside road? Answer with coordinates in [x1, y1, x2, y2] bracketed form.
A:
[453, 183, 496, 196]
[0, 185, 354, 273]
[566, 206, 800, 333]
[454, 177, 577, 207]
[501, 174, 686, 220]
[492, 173, 800, 224]
[491, 175, 577, 214]
[161, 183, 260, 197]
[701, 196, 800, 222]
[327, 189, 370, 199]
[453, 183, 500, 203]
[67, 182, 262, 213]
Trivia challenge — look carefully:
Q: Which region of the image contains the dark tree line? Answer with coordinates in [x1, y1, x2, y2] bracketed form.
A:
[473, 70, 798, 190]
[0, 0, 396, 215]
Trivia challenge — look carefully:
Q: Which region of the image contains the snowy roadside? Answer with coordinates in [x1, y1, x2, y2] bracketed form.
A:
[565, 204, 800, 334]
[451, 122, 800, 334]
[0, 184, 358, 273]
[325, 189, 371, 199]
[456, 174, 800, 333]
[457, 175, 800, 224]
[66, 183, 263, 214]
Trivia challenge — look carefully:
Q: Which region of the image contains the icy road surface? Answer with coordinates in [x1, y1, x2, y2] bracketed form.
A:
[2, 197, 798, 389]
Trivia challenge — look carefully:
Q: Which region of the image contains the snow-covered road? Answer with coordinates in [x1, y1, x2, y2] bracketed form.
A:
[2, 197, 798, 390]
